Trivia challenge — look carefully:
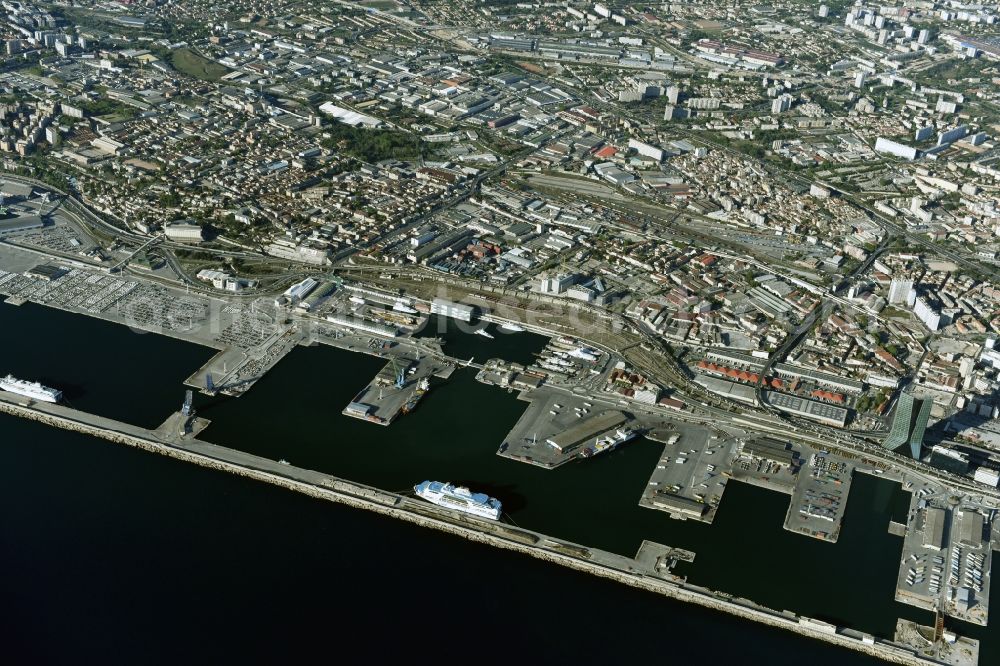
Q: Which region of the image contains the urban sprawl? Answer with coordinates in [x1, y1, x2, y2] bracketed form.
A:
[2, 1, 1000, 663]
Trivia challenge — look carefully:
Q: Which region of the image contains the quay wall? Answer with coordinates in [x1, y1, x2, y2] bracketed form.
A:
[0, 397, 951, 666]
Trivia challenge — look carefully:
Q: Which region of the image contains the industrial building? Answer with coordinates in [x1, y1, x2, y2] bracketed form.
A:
[742, 438, 797, 467]
[959, 511, 985, 548]
[766, 391, 849, 428]
[627, 138, 664, 162]
[705, 350, 865, 395]
[326, 313, 398, 337]
[546, 411, 627, 454]
[25, 264, 67, 281]
[279, 277, 318, 305]
[0, 215, 46, 234]
[650, 492, 705, 519]
[922, 507, 946, 551]
[164, 221, 205, 243]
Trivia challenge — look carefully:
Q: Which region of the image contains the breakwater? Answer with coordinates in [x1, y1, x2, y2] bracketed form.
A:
[0, 393, 959, 666]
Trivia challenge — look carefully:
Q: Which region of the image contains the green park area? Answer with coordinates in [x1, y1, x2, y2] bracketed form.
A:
[171, 48, 231, 82]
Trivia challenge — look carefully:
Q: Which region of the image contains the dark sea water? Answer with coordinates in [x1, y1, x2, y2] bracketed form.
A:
[0, 299, 993, 663]
[1, 416, 883, 666]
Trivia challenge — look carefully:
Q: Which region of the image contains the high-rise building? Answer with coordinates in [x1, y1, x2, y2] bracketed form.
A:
[914, 296, 941, 331]
[664, 105, 688, 121]
[687, 97, 721, 110]
[818, 4, 829, 18]
[883, 390, 933, 460]
[874, 137, 918, 160]
[771, 95, 791, 114]
[888, 278, 913, 304]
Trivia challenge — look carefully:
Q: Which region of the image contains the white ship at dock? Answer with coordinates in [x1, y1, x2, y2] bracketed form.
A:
[0, 374, 62, 403]
[414, 481, 502, 520]
[581, 427, 637, 458]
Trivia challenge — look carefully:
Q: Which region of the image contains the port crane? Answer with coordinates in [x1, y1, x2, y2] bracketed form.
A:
[388, 357, 406, 389]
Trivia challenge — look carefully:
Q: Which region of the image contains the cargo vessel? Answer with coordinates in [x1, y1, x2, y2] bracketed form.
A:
[581, 427, 637, 458]
[401, 378, 430, 414]
[413, 480, 502, 520]
[0, 374, 62, 403]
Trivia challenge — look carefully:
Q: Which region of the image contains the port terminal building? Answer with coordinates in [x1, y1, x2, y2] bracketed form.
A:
[546, 411, 627, 454]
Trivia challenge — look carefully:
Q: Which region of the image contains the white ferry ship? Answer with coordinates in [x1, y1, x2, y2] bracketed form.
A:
[581, 427, 637, 458]
[0, 374, 62, 403]
[498, 322, 525, 333]
[414, 481, 502, 520]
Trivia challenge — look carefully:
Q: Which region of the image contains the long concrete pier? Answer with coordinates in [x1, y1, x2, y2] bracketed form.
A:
[0, 393, 975, 665]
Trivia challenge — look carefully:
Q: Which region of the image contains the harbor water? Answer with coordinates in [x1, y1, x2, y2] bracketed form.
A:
[1, 413, 882, 665]
[0, 299, 994, 661]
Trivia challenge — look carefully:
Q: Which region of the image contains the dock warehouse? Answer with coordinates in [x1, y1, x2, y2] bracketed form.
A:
[650, 492, 706, 519]
[26, 264, 67, 282]
[546, 411, 627, 453]
[345, 402, 373, 417]
[0, 215, 45, 235]
[959, 510, 984, 548]
[922, 507, 946, 551]
[742, 438, 797, 467]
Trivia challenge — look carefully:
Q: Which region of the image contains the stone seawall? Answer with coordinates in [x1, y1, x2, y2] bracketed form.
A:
[0, 398, 950, 666]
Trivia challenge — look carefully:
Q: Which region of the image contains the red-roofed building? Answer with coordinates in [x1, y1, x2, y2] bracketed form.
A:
[594, 145, 618, 159]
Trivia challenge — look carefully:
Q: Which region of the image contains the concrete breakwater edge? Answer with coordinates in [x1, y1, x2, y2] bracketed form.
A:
[0, 395, 956, 666]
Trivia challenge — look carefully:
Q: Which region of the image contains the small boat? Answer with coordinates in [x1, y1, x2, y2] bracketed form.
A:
[499, 322, 525, 333]
[278, 459, 291, 465]
[474, 329, 494, 339]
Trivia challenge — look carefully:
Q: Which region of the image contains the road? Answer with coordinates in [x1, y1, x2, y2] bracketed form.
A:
[753, 237, 893, 414]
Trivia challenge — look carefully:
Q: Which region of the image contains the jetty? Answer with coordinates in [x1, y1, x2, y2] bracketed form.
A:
[0, 390, 977, 666]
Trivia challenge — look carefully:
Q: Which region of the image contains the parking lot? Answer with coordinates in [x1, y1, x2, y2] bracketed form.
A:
[785, 450, 855, 543]
[639, 428, 733, 524]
